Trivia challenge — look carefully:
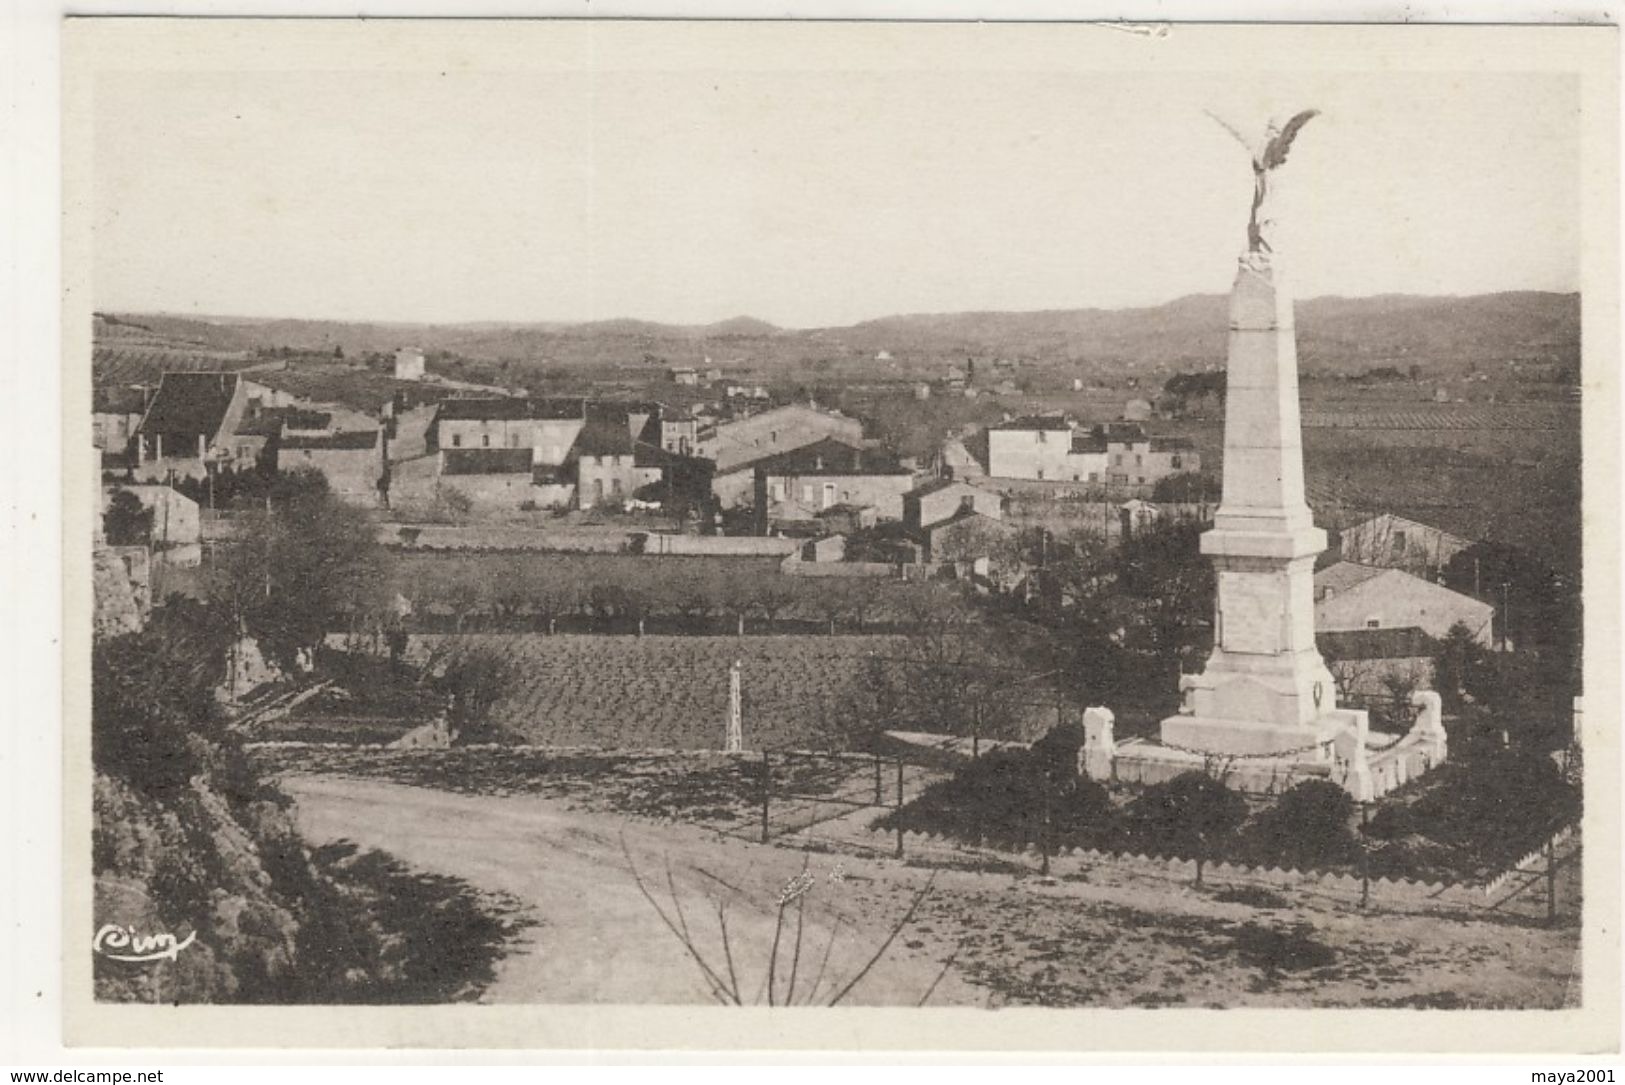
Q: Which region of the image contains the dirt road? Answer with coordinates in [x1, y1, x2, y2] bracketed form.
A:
[283, 773, 1580, 1009]
[283, 774, 985, 1006]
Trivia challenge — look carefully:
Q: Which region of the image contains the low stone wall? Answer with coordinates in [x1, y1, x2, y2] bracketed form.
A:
[780, 559, 898, 578]
[639, 533, 802, 557]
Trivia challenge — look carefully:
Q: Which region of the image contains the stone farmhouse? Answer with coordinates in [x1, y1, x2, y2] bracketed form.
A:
[987, 416, 1101, 481]
[279, 429, 387, 506]
[1313, 561, 1495, 646]
[902, 479, 1004, 534]
[986, 417, 1200, 488]
[1338, 512, 1477, 578]
[393, 347, 426, 381]
[428, 398, 672, 512]
[1103, 426, 1198, 487]
[706, 403, 866, 508]
[751, 437, 917, 531]
[919, 507, 1016, 564]
[92, 385, 148, 457]
[107, 484, 202, 566]
[428, 397, 588, 464]
[132, 372, 277, 480]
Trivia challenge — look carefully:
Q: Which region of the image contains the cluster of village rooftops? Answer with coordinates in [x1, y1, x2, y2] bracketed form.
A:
[94, 351, 1497, 693]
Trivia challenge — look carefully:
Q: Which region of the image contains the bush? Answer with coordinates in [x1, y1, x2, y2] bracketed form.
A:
[1122, 771, 1246, 862]
[881, 726, 1115, 850]
[1240, 780, 1359, 868]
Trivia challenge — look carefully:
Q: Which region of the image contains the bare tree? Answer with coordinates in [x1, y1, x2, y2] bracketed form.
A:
[622, 841, 954, 1007]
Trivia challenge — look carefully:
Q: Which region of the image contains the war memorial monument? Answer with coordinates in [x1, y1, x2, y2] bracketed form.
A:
[1080, 112, 1449, 800]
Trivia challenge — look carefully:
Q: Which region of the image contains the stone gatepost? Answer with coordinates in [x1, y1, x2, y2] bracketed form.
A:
[1408, 689, 1446, 763]
[1081, 706, 1116, 782]
[1331, 709, 1375, 802]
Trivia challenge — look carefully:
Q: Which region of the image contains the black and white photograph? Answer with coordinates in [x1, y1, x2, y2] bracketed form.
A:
[48, 16, 1620, 1055]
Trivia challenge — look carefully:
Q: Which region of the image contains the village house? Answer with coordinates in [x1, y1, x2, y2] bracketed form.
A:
[670, 366, 700, 386]
[279, 429, 387, 507]
[394, 347, 426, 381]
[1104, 425, 1199, 487]
[903, 478, 1004, 533]
[132, 371, 284, 481]
[93, 386, 148, 457]
[1313, 561, 1495, 646]
[986, 416, 1107, 482]
[752, 437, 917, 531]
[657, 409, 699, 456]
[576, 416, 663, 509]
[1337, 512, 1476, 577]
[706, 403, 866, 508]
[428, 397, 588, 466]
[108, 484, 202, 566]
[919, 506, 1016, 564]
[436, 447, 542, 511]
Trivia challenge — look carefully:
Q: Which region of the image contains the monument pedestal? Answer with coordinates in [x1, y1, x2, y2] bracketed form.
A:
[1157, 254, 1347, 759]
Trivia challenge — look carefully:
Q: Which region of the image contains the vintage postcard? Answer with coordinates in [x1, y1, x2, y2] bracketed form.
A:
[61, 18, 1620, 1053]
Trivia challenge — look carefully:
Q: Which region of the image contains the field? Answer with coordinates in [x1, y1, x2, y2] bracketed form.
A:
[372, 632, 917, 750]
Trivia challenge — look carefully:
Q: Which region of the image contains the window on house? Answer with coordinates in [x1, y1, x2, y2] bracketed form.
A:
[452, 434, 462, 448]
[1392, 530, 1408, 552]
[1366, 618, 1381, 629]
[611, 478, 623, 497]
[482, 434, 490, 447]
[1037, 431, 1047, 443]
[1036, 469, 1045, 480]
[510, 434, 520, 447]
[801, 484, 814, 503]
[1172, 455, 1182, 469]
[1135, 454, 1143, 466]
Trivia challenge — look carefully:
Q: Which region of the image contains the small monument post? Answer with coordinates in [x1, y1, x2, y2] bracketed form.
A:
[725, 658, 743, 753]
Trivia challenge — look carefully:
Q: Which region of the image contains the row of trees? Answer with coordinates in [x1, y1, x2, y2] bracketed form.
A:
[387, 557, 967, 637]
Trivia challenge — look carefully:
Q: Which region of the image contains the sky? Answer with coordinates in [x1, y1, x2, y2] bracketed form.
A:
[91, 58, 1580, 328]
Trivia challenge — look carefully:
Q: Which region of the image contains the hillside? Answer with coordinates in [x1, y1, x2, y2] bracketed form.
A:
[97, 291, 1579, 385]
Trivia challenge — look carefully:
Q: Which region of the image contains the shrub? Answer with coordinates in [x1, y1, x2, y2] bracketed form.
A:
[1240, 780, 1359, 869]
[881, 726, 1115, 850]
[1122, 771, 1246, 865]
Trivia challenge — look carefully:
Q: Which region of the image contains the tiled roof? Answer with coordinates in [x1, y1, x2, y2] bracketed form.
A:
[1094, 422, 1148, 443]
[440, 447, 534, 475]
[991, 415, 1072, 432]
[575, 418, 636, 458]
[1313, 562, 1389, 595]
[138, 372, 239, 439]
[907, 478, 971, 498]
[1150, 436, 1196, 452]
[93, 385, 148, 415]
[754, 437, 908, 477]
[1317, 626, 1437, 660]
[1070, 433, 1108, 454]
[281, 430, 380, 451]
[434, 397, 585, 423]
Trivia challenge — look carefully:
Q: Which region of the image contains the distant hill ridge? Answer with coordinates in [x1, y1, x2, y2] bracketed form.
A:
[98, 291, 1578, 378]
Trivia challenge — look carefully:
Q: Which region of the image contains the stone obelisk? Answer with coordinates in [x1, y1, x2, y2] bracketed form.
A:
[1161, 110, 1342, 757]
